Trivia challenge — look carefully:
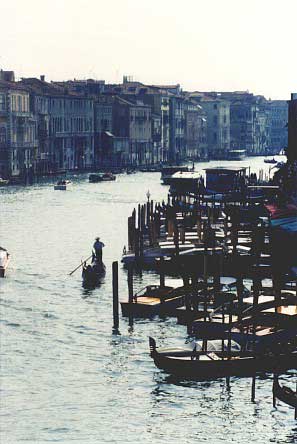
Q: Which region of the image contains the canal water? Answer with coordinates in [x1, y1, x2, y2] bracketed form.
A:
[1, 156, 296, 443]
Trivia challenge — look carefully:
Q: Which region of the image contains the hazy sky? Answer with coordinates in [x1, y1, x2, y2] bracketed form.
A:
[1, 0, 296, 99]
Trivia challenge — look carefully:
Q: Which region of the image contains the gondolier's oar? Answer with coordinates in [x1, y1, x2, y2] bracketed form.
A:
[69, 255, 92, 276]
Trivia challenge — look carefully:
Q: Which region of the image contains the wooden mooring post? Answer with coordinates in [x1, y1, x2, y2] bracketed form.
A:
[112, 261, 120, 334]
[159, 257, 165, 288]
[128, 266, 134, 329]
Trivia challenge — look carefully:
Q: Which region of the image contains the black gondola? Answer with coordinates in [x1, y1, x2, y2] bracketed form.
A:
[82, 259, 106, 288]
[273, 375, 297, 408]
[149, 337, 297, 380]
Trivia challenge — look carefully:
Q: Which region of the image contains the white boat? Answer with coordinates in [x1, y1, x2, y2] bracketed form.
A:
[54, 180, 71, 190]
[0, 247, 10, 277]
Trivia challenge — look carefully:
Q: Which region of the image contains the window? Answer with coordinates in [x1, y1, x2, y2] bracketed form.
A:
[0, 127, 6, 143]
[0, 94, 5, 111]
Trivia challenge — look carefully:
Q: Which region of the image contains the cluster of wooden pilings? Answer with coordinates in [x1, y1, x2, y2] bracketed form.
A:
[112, 188, 296, 416]
[127, 198, 163, 258]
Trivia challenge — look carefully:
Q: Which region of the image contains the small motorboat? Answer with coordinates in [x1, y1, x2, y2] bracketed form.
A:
[82, 259, 106, 288]
[0, 177, 9, 186]
[89, 172, 116, 183]
[121, 284, 186, 318]
[0, 247, 10, 277]
[264, 158, 277, 164]
[54, 180, 71, 190]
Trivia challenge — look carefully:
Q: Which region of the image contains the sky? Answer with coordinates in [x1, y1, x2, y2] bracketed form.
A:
[1, 0, 296, 99]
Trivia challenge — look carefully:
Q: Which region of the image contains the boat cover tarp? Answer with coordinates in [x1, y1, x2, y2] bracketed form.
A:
[265, 203, 297, 219]
[270, 216, 297, 233]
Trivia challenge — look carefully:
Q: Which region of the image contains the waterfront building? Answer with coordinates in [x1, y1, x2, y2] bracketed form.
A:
[168, 94, 185, 163]
[184, 98, 207, 160]
[94, 95, 113, 167]
[136, 89, 170, 164]
[151, 113, 162, 164]
[266, 99, 288, 154]
[190, 93, 230, 159]
[112, 96, 152, 166]
[20, 77, 95, 172]
[201, 91, 275, 156]
[0, 77, 38, 182]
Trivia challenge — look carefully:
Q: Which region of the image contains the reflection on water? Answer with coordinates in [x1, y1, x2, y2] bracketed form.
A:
[1, 156, 295, 443]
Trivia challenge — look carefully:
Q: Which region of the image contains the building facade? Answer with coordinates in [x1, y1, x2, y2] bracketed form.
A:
[112, 97, 152, 166]
[184, 99, 207, 160]
[267, 100, 288, 154]
[21, 78, 95, 172]
[0, 79, 38, 181]
[193, 95, 230, 159]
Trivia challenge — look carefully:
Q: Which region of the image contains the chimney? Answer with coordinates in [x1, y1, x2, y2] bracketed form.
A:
[40, 75, 45, 82]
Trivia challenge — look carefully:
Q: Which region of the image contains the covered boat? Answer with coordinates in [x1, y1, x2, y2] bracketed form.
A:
[54, 180, 71, 190]
[89, 172, 116, 183]
[121, 284, 186, 318]
[0, 247, 10, 277]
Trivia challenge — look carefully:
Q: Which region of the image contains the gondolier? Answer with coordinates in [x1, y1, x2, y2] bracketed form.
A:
[92, 237, 105, 263]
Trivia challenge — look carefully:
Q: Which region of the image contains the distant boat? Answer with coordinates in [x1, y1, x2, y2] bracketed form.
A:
[264, 158, 277, 164]
[0, 247, 10, 277]
[161, 165, 193, 185]
[54, 180, 71, 190]
[0, 177, 9, 186]
[89, 172, 116, 183]
[228, 150, 246, 161]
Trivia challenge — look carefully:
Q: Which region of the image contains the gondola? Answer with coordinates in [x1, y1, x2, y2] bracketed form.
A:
[82, 258, 106, 288]
[121, 284, 186, 318]
[273, 375, 297, 408]
[149, 337, 297, 379]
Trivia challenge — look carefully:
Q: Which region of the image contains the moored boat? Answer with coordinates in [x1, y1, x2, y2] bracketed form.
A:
[149, 337, 297, 379]
[89, 172, 116, 183]
[54, 180, 71, 190]
[121, 284, 186, 318]
[0, 177, 9, 186]
[161, 165, 192, 185]
[0, 247, 10, 277]
[264, 158, 277, 164]
[273, 375, 297, 408]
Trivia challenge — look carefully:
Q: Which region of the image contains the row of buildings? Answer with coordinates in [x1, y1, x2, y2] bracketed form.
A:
[0, 69, 289, 182]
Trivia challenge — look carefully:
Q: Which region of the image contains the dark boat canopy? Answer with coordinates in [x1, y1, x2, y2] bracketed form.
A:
[204, 166, 247, 193]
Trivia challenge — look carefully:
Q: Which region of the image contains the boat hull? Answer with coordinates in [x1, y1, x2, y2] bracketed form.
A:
[82, 262, 106, 288]
[121, 294, 184, 318]
[150, 346, 297, 379]
[273, 377, 297, 408]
